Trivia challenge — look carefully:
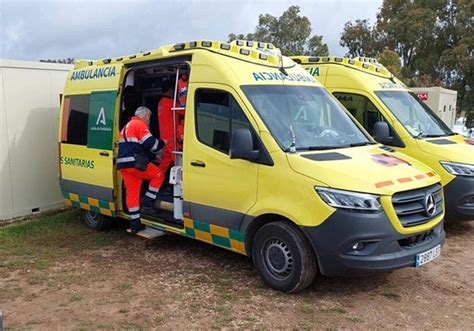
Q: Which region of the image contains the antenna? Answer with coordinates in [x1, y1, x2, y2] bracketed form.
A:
[278, 51, 288, 76]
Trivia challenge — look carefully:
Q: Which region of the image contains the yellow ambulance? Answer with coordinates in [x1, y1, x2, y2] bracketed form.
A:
[59, 40, 445, 292]
[293, 56, 474, 222]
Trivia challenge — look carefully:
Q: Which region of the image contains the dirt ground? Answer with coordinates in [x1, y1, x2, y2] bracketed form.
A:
[1, 209, 473, 330]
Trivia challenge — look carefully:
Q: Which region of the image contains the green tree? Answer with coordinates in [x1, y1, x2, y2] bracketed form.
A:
[340, 0, 473, 120]
[227, 5, 329, 56]
[376, 0, 442, 69]
[340, 19, 382, 57]
[307, 35, 329, 56]
[438, 0, 473, 120]
[376, 49, 402, 78]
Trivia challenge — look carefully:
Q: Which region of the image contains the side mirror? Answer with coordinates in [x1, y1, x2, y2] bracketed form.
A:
[373, 121, 394, 144]
[230, 128, 260, 161]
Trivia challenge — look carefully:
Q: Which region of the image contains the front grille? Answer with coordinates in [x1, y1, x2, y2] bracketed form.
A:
[392, 183, 443, 227]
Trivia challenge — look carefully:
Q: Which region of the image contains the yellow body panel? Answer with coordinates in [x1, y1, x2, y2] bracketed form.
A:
[294, 56, 474, 187]
[59, 42, 446, 257]
[60, 144, 114, 188]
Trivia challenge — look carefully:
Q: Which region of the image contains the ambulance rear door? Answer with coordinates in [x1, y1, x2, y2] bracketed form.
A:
[59, 63, 123, 217]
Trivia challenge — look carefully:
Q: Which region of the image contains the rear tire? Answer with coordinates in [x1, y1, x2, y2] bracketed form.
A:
[81, 210, 109, 231]
[252, 221, 317, 293]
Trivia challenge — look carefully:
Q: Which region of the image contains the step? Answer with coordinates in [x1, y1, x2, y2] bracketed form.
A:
[127, 227, 167, 239]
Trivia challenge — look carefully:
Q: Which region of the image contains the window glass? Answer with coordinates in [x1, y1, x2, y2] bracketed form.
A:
[334, 92, 386, 135]
[242, 85, 371, 151]
[376, 91, 452, 138]
[195, 89, 251, 153]
[61, 95, 90, 146]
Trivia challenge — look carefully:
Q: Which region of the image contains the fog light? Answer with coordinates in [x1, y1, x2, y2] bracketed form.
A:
[461, 196, 474, 207]
[352, 242, 365, 251]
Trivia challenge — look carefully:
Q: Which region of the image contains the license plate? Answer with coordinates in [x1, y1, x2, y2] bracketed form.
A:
[416, 244, 441, 267]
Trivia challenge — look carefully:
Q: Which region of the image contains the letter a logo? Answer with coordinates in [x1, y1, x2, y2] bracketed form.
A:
[96, 107, 106, 126]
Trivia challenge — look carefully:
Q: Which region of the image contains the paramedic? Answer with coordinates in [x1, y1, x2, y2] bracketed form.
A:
[117, 106, 165, 233]
[177, 73, 188, 107]
[157, 80, 176, 174]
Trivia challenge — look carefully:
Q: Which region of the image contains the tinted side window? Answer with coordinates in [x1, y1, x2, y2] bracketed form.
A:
[196, 89, 251, 153]
[61, 95, 90, 146]
[334, 93, 385, 135]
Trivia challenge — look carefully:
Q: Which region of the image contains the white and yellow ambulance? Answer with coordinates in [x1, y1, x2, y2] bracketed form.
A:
[59, 40, 445, 292]
[293, 56, 474, 222]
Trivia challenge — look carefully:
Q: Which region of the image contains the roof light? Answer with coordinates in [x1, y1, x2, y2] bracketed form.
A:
[129, 55, 136, 59]
[116, 57, 123, 61]
[246, 41, 254, 47]
[258, 42, 265, 48]
[322, 57, 330, 62]
[220, 43, 231, 50]
[376, 67, 381, 72]
[363, 63, 370, 69]
[267, 44, 274, 49]
[292, 58, 302, 64]
[103, 59, 111, 64]
[189, 41, 197, 47]
[259, 53, 268, 60]
[349, 59, 355, 65]
[236, 40, 244, 46]
[143, 51, 151, 56]
[309, 57, 320, 63]
[174, 43, 185, 50]
[202, 41, 212, 47]
[240, 48, 250, 55]
[335, 57, 343, 62]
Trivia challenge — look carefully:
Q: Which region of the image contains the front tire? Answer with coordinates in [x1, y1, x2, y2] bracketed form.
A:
[81, 210, 109, 231]
[252, 222, 317, 293]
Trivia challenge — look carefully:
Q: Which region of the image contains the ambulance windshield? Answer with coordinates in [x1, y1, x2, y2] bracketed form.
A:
[242, 85, 373, 151]
[376, 91, 453, 138]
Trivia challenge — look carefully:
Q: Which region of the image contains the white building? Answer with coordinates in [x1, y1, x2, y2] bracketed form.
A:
[0, 60, 72, 220]
[412, 86, 457, 129]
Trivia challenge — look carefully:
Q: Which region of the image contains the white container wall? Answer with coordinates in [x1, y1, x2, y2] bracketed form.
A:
[0, 60, 72, 220]
[412, 87, 457, 128]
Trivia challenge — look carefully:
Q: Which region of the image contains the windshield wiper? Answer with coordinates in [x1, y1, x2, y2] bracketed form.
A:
[350, 141, 376, 147]
[419, 134, 448, 138]
[305, 145, 346, 151]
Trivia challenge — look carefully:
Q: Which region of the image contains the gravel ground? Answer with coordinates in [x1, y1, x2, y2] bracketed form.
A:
[1, 210, 473, 330]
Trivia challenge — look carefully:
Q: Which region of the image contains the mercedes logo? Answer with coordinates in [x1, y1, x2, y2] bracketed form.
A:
[425, 193, 437, 216]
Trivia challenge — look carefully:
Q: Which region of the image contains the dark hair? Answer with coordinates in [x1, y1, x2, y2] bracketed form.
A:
[162, 79, 175, 93]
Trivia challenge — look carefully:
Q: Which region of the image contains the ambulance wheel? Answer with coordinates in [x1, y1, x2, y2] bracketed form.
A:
[81, 210, 109, 231]
[252, 222, 317, 293]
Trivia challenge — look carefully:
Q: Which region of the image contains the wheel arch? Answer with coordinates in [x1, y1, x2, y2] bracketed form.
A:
[242, 213, 320, 267]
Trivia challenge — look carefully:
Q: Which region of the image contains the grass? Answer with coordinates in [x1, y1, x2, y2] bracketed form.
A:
[212, 304, 234, 329]
[381, 291, 402, 301]
[0, 209, 125, 302]
[0, 209, 121, 273]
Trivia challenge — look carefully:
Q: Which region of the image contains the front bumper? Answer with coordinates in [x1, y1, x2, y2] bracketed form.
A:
[302, 210, 445, 276]
[444, 176, 474, 221]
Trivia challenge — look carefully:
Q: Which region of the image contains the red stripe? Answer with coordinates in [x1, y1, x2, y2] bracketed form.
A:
[397, 177, 413, 183]
[375, 180, 394, 188]
[415, 174, 427, 180]
[426, 172, 436, 177]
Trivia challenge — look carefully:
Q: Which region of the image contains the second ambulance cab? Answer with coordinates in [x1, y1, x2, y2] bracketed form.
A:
[293, 56, 474, 222]
[59, 40, 445, 293]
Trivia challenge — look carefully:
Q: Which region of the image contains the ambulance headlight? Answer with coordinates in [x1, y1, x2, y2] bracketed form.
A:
[315, 187, 382, 212]
[440, 161, 474, 177]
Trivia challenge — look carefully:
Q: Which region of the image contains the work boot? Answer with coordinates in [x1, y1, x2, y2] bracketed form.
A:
[140, 195, 161, 218]
[130, 219, 146, 234]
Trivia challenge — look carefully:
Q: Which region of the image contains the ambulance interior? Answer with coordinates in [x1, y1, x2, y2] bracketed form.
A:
[119, 63, 190, 225]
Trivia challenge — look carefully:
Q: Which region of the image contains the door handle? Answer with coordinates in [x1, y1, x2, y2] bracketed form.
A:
[99, 151, 110, 157]
[190, 160, 206, 168]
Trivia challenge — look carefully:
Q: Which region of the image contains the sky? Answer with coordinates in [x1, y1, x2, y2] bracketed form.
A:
[0, 0, 383, 61]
